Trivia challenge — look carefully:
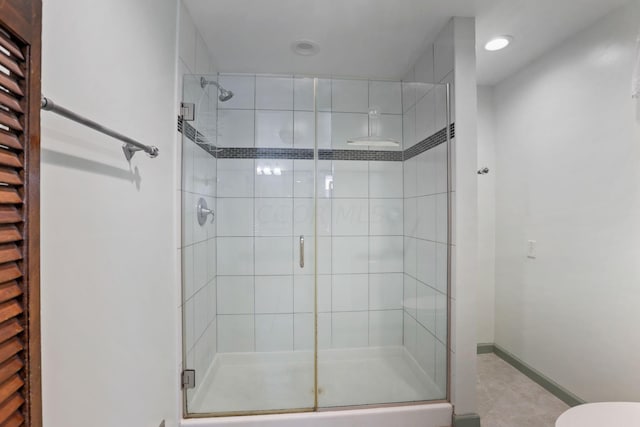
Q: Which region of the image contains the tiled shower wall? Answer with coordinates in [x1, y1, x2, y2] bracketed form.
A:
[401, 20, 456, 395]
[178, 1, 219, 395]
[215, 75, 406, 352]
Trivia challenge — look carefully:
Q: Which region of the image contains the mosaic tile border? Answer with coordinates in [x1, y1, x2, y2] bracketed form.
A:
[179, 116, 455, 161]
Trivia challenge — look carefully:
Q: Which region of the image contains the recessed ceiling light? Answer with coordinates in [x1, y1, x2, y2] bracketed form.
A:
[484, 36, 513, 51]
[292, 39, 320, 56]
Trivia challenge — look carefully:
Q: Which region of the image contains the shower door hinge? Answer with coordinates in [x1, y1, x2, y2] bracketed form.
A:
[181, 369, 195, 390]
[180, 103, 195, 121]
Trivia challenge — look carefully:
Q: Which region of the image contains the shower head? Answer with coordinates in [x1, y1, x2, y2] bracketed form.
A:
[200, 77, 234, 102]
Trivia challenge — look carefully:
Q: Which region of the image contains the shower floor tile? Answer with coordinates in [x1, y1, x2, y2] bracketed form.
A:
[189, 346, 443, 414]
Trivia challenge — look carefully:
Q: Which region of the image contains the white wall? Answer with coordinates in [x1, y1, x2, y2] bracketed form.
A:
[41, 1, 180, 426]
[476, 86, 495, 344]
[493, 1, 640, 402]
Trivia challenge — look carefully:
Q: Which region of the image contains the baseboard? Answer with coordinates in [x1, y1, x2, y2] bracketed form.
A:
[477, 343, 585, 407]
[476, 343, 495, 354]
[453, 413, 481, 427]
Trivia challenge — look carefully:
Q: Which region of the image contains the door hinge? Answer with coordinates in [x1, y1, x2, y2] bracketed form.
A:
[181, 103, 195, 121]
[182, 369, 195, 390]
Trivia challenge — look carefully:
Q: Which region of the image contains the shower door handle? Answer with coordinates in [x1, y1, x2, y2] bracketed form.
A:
[299, 235, 304, 268]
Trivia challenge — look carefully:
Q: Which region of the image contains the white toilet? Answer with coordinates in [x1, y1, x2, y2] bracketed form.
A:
[556, 402, 640, 427]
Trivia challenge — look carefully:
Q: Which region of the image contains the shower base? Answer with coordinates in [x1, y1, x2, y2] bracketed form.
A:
[188, 346, 443, 415]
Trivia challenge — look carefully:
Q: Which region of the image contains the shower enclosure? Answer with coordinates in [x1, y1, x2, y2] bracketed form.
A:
[180, 74, 451, 417]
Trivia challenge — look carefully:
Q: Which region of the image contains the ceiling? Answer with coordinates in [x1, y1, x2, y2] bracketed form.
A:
[184, 0, 629, 85]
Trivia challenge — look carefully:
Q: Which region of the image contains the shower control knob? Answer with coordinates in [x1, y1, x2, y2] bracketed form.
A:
[197, 197, 215, 226]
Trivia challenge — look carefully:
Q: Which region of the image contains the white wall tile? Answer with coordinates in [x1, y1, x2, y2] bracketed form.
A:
[217, 315, 254, 352]
[217, 276, 253, 314]
[415, 90, 436, 143]
[217, 159, 254, 198]
[435, 243, 448, 294]
[293, 111, 314, 148]
[333, 161, 368, 198]
[206, 238, 217, 284]
[416, 325, 436, 378]
[404, 157, 417, 198]
[416, 282, 436, 333]
[317, 79, 332, 112]
[369, 273, 403, 310]
[255, 314, 294, 352]
[369, 162, 403, 198]
[402, 80, 416, 113]
[403, 274, 417, 317]
[317, 236, 332, 275]
[434, 143, 448, 194]
[435, 339, 447, 396]
[293, 198, 314, 236]
[369, 81, 402, 114]
[294, 77, 314, 111]
[193, 241, 208, 292]
[182, 245, 195, 301]
[403, 107, 417, 149]
[435, 291, 447, 343]
[293, 160, 313, 197]
[403, 312, 417, 358]
[331, 113, 368, 149]
[217, 237, 254, 276]
[255, 76, 293, 110]
[255, 110, 294, 148]
[332, 198, 368, 236]
[332, 312, 368, 348]
[217, 198, 254, 237]
[255, 237, 293, 275]
[184, 298, 195, 351]
[416, 149, 437, 196]
[293, 275, 313, 313]
[255, 159, 293, 197]
[193, 144, 216, 197]
[404, 197, 417, 238]
[218, 109, 254, 147]
[194, 284, 210, 339]
[332, 236, 368, 274]
[417, 195, 436, 240]
[255, 198, 293, 236]
[369, 310, 403, 346]
[318, 275, 332, 312]
[332, 274, 368, 312]
[436, 193, 448, 244]
[404, 237, 417, 278]
[255, 275, 293, 314]
[370, 199, 403, 236]
[217, 74, 255, 109]
[317, 160, 334, 199]
[318, 312, 332, 349]
[417, 239, 437, 287]
[376, 115, 403, 150]
[294, 313, 314, 351]
[369, 236, 403, 273]
[332, 79, 368, 113]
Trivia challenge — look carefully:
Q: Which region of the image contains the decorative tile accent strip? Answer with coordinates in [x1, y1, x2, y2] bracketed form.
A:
[403, 123, 456, 161]
[318, 149, 403, 161]
[178, 116, 456, 162]
[217, 147, 314, 160]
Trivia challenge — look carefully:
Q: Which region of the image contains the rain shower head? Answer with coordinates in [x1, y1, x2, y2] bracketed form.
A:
[200, 77, 234, 102]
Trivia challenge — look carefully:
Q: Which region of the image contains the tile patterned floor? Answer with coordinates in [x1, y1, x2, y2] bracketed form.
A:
[477, 353, 569, 427]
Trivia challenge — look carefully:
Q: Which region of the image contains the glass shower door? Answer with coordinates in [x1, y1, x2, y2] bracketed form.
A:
[316, 79, 450, 407]
[181, 74, 317, 415]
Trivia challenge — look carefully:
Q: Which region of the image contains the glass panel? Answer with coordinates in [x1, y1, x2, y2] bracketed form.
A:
[182, 74, 316, 415]
[316, 79, 449, 408]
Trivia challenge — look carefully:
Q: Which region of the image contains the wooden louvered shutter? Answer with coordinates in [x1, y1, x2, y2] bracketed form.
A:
[0, 1, 42, 427]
